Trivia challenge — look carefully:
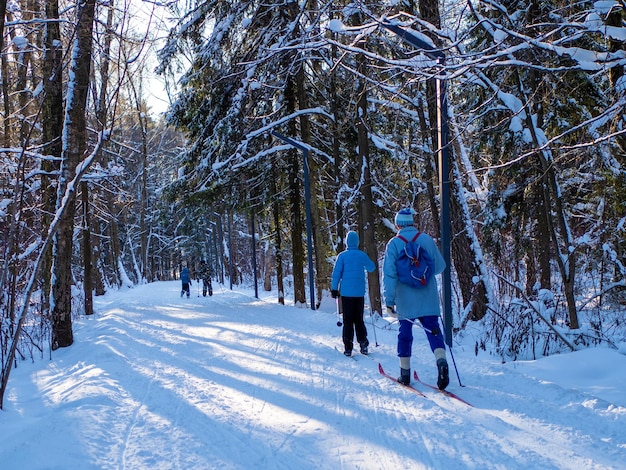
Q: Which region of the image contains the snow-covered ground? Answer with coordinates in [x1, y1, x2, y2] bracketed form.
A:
[1, 281, 625, 469]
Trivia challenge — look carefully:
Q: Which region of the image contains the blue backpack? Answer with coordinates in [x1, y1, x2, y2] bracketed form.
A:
[396, 233, 434, 288]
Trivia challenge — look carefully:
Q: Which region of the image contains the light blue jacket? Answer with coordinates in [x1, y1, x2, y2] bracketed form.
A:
[383, 226, 446, 319]
[331, 231, 376, 297]
[181, 267, 191, 284]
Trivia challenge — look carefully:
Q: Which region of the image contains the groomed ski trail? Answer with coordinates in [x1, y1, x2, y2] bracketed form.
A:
[3, 281, 624, 470]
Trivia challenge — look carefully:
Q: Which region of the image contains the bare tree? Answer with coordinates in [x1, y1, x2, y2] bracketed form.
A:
[50, 0, 97, 349]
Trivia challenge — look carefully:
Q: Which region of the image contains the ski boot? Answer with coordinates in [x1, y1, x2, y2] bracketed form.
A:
[398, 368, 410, 385]
[437, 358, 449, 390]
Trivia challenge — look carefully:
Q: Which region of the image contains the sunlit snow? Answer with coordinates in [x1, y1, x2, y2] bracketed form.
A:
[1, 281, 625, 469]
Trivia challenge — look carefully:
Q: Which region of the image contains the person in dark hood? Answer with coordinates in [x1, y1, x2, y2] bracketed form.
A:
[199, 260, 213, 297]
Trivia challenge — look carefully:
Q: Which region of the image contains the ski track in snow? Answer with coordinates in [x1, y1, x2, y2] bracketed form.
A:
[1, 281, 625, 469]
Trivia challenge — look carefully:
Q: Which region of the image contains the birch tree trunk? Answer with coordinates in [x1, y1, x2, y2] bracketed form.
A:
[128, 76, 149, 283]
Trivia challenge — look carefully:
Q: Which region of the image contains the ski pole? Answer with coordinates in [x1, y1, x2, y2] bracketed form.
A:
[370, 308, 379, 347]
[401, 317, 434, 334]
[336, 298, 342, 327]
[448, 344, 465, 387]
[436, 313, 465, 387]
[402, 316, 465, 386]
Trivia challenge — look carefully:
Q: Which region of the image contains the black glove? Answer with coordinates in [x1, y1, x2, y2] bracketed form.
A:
[331, 289, 339, 299]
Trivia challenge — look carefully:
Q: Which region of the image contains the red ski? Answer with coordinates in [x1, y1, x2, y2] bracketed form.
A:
[378, 363, 426, 397]
[413, 371, 473, 407]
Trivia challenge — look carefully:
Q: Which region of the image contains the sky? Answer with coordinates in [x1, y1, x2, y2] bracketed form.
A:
[127, 0, 175, 117]
[1, 280, 625, 469]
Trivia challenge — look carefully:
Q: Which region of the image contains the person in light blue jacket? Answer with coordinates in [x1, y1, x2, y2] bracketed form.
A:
[383, 208, 449, 389]
[331, 231, 376, 356]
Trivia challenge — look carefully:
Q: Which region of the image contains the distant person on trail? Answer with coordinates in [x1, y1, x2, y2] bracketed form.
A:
[331, 230, 376, 357]
[382, 208, 449, 389]
[199, 260, 213, 297]
[181, 265, 191, 298]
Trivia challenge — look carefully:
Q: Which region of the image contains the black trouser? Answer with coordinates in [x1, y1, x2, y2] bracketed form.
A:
[341, 296, 368, 352]
[202, 278, 212, 296]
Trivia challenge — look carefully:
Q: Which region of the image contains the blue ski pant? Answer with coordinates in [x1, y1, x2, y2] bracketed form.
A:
[397, 316, 445, 357]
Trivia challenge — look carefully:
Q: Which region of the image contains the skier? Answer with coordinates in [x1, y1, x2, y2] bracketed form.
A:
[180, 265, 192, 298]
[382, 208, 449, 389]
[199, 260, 213, 297]
[331, 230, 376, 356]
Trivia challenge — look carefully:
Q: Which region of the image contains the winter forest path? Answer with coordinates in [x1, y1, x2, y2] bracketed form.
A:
[1, 281, 625, 469]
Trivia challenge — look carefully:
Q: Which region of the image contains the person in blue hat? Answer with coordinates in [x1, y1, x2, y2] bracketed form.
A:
[383, 208, 450, 389]
[331, 231, 376, 356]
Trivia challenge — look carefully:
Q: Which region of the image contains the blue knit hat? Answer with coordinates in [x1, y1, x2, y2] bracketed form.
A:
[395, 208, 415, 227]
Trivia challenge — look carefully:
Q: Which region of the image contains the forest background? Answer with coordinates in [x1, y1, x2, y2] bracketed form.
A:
[0, 0, 625, 409]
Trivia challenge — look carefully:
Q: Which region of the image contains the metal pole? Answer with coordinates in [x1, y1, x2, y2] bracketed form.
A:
[271, 131, 316, 310]
[437, 63, 452, 347]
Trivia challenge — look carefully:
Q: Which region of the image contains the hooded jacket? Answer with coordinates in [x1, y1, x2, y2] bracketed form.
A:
[382, 226, 446, 319]
[331, 231, 376, 297]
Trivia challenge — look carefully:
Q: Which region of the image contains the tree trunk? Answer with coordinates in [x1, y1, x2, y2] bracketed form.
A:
[139, 124, 148, 283]
[1, 5, 12, 148]
[81, 183, 93, 315]
[284, 75, 306, 306]
[16, 1, 33, 147]
[270, 168, 285, 305]
[450, 158, 489, 321]
[534, 183, 552, 290]
[606, 7, 624, 95]
[418, 0, 488, 322]
[82, 0, 114, 307]
[51, 0, 97, 349]
[328, 34, 345, 254]
[355, 48, 381, 315]
[227, 212, 238, 286]
[263, 239, 273, 292]
[512, 67, 579, 329]
[415, 95, 440, 232]
[128, 80, 149, 283]
[296, 65, 329, 307]
[40, 0, 64, 318]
